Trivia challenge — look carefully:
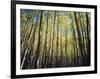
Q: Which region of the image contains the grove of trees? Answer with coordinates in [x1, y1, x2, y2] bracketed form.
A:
[20, 9, 91, 69]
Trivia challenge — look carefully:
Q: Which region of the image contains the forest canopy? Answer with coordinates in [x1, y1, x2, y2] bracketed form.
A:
[20, 9, 91, 69]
